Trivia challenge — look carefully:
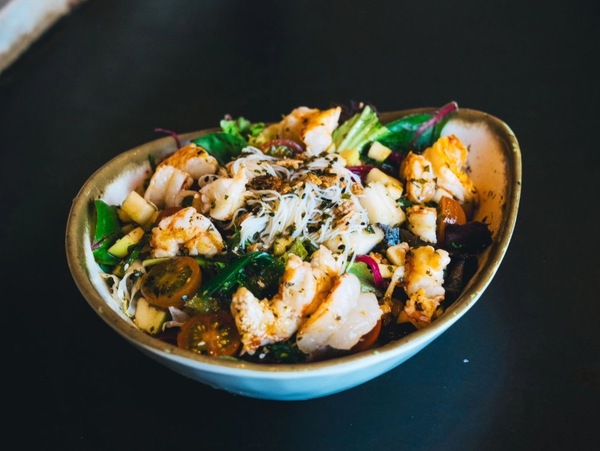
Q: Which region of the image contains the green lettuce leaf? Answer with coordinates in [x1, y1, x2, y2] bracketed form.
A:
[332, 105, 389, 153]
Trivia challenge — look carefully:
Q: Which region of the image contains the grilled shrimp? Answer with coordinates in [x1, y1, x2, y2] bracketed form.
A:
[259, 106, 342, 156]
[230, 254, 317, 355]
[144, 143, 220, 208]
[406, 205, 438, 243]
[197, 168, 248, 221]
[403, 289, 441, 329]
[308, 245, 344, 314]
[404, 245, 450, 299]
[296, 273, 382, 354]
[150, 206, 224, 258]
[144, 164, 193, 209]
[229, 287, 275, 355]
[400, 151, 437, 203]
[159, 143, 219, 180]
[422, 135, 478, 207]
[401, 245, 451, 327]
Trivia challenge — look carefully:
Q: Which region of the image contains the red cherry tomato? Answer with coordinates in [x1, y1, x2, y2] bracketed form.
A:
[177, 311, 241, 357]
[140, 257, 202, 309]
[437, 196, 467, 242]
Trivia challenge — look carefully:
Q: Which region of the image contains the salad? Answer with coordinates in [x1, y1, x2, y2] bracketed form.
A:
[91, 101, 492, 364]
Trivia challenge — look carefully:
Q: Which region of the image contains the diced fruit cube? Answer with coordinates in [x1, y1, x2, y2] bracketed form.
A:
[367, 141, 392, 162]
[121, 190, 157, 226]
[134, 297, 168, 335]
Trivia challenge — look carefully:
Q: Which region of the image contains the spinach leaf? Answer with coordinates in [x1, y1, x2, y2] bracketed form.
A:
[378, 101, 458, 153]
[259, 339, 307, 363]
[91, 199, 121, 268]
[191, 132, 248, 165]
[186, 252, 280, 311]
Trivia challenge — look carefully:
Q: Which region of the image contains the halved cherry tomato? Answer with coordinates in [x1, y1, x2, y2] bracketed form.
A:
[140, 256, 201, 308]
[437, 196, 467, 242]
[177, 311, 241, 357]
[350, 319, 382, 353]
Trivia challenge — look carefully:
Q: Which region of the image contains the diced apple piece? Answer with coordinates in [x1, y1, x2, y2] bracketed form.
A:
[367, 141, 392, 162]
[121, 190, 157, 226]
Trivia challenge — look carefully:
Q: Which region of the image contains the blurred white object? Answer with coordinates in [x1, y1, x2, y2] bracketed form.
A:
[0, 0, 81, 74]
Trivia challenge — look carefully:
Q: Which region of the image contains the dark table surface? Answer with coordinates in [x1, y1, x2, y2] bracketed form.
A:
[2, 1, 599, 450]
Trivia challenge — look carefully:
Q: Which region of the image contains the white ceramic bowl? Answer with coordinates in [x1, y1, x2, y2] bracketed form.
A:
[66, 107, 521, 401]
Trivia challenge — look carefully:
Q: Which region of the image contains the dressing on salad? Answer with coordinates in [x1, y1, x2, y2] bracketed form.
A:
[92, 101, 492, 363]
